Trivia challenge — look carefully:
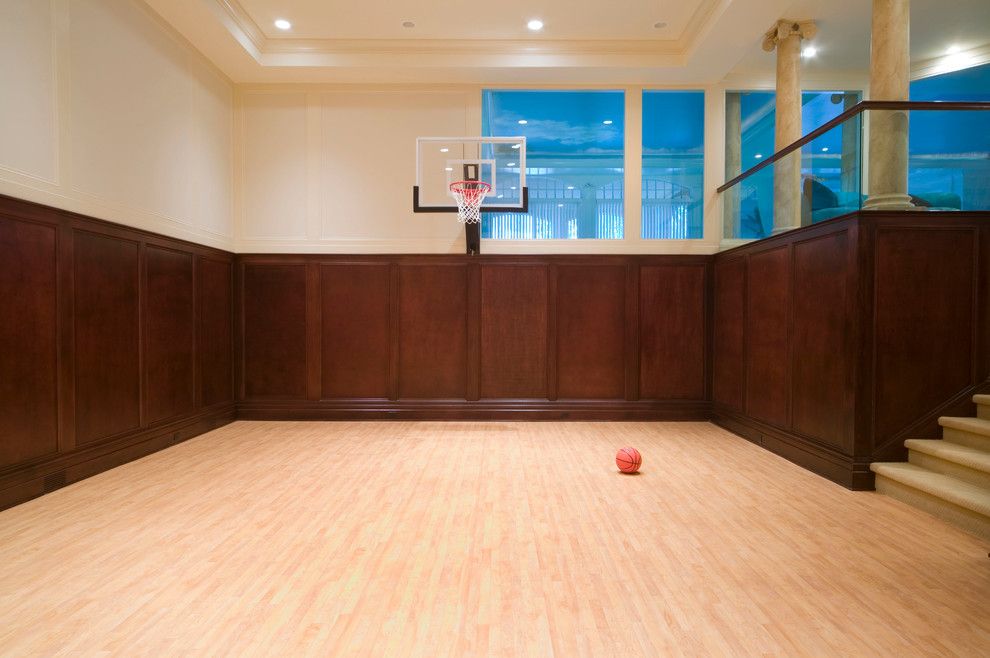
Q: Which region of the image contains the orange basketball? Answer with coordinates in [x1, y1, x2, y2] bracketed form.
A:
[615, 447, 642, 473]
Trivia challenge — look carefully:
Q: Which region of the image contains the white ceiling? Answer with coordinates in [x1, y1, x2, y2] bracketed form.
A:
[142, 0, 990, 85]
[241, 0, 702, 41]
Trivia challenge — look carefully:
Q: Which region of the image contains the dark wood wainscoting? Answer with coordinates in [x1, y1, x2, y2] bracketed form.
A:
[3, 193, 988, 507]
[712, 212, 990, 489]
[235, 255, 713, 420]
[0, 194, 235, 510]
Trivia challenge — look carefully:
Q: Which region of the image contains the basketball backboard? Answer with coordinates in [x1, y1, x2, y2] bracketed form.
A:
[413, 136, 528, 213]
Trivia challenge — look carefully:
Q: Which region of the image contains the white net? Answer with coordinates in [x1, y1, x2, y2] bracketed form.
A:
[449, 180, 490, 224]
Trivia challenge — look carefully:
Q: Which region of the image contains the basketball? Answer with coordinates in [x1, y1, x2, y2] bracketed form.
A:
[616, 447, 642, 474]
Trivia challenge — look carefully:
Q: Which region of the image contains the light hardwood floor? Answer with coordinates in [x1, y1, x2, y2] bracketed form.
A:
[1, 421, 988, 656]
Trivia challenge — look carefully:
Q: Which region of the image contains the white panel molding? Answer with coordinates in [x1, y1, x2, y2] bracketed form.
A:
[306, 92, 322, 242]
[236, 90, 309, 241]
[0, 0, 236, 250]
[0, 0, 60, 185]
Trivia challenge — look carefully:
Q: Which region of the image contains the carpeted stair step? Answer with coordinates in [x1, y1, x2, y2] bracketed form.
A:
[870, 462, 990, 540]
[939, 416, 990, 450]
[975, 394, 990, 421]
[905, 439, 990, 489]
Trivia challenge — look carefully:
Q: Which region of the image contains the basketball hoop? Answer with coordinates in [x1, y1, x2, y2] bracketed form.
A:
[449, 180, 491, 224]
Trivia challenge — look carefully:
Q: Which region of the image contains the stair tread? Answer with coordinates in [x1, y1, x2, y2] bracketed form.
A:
[905, 439, 990, 473]
[974, 394, 990, 405]
[939, 416, 990, 437]
[870, 462, 990, 517]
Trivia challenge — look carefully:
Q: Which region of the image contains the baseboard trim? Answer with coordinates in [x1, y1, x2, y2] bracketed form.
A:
[237, 398, 712, 421]
[0, 405, 236, 512]
[712, 409, 870, 490]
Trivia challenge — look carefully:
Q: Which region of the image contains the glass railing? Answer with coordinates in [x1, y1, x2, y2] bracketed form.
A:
[719, 102, 990, 244]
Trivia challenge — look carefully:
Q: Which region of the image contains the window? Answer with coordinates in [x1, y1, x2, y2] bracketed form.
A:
[642, 91, 705, 239]
[725, 90, 862, 238]
[909, 63, 990, 208]
[481, 90, 624, 239]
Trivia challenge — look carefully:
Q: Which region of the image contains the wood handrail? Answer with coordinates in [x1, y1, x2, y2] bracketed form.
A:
[716, 100, 990, 193]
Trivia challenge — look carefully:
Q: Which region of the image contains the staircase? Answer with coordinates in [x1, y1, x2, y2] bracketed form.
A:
[871, 394, 990, 541]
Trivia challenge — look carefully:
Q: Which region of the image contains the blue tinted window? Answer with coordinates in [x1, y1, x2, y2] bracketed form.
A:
[908, 63, 990, 210]
[481, 90, 624, 239]
[726, 90, 862, 238]
[642, 91, 704, 239]
[910, 62, 990, 101]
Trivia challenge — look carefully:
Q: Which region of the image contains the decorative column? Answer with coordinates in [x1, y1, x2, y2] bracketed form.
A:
[724, 93, 742, 238]
[762, 19, 817, 233]
[864, 0, 914, 210]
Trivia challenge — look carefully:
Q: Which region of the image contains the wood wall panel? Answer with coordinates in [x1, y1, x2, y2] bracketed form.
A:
[242, 264, 308, 399]
[74, 231, 141, 444]
[321, 264, 391, 399]
[745, 247, 790, 428]
[198, 258, 233, 407]
[144, 247, 195, 423]
[791, 232, 854, 451]
[639, 265, 706, 400]
[0, 218, 58, 467]
[0, 194, 235, 512]
[479, 265, 549, 399]
[398, 264, 468, 399]
[713, 257, 746, 411]
[556, 264, 626, 399]
[713, 214, 989, 490]
[873, 228, 978, 447]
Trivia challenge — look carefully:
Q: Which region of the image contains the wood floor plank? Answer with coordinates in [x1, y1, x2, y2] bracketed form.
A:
[0, 421, 987, 656]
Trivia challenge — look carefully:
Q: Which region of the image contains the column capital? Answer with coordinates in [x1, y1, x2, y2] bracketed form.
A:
[761, 19, 818, 52]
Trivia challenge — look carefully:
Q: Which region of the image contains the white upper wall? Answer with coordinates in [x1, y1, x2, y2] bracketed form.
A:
[0, 0, 234, 249]
[235, 87, 495, 253]
[234, 86, 724, 254]
[3, 0, 984, 254]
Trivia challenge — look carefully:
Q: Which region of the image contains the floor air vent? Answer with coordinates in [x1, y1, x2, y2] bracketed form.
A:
[43, 471, 66, 493]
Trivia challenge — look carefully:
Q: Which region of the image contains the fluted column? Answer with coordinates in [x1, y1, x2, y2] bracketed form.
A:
[724, 93, 742, 238]
[864, 0, 914, 210]
[763, 19, 817, 233]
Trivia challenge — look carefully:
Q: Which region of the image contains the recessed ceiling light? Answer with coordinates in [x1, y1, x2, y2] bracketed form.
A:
[653, 21, 667, 29]
[511, 143, 521, 149]
[557, 203, 564, 207]
[507, 162, 516, 167]
[567, 186, 575, 190]
[518, 119, 528, 125]
[445, 167, 453, 171]
[527, 19, 544, 31]
[602, 119, 613, 125]
[802, 46, 817, 58]
[510, 186, 517, 190]
[821, 147, 829, 152]
[754, 153, 763, 159]
[947, 44, 961, 54]
[274, 18, 292, 30]
[440, 148, 449, 153]
[402, 20, 416, 28]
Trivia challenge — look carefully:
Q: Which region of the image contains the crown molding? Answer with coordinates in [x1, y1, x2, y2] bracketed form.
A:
[207, 0, 724, 67]
[912, 43, 990, 80]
